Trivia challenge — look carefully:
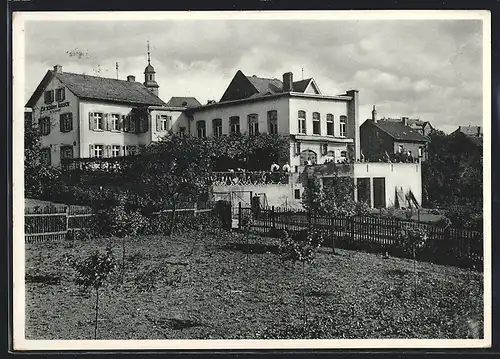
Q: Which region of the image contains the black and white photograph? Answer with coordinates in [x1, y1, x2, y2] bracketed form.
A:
[12, 10, 491, 350]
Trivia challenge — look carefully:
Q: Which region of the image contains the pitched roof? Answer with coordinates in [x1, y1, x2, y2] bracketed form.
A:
[165, 97, 201, 108]
[455, 125, 483, 137]
[246, 75, 316, 95]
[26, 70, 167, 108]
[366, 119, 428, 142]
[382, 117, 430, 128]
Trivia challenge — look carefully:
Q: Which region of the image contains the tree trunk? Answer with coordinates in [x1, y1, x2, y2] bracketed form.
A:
[302, 261, 307, 327]
[246, 230, 250, 281]
[413, 246, 417, 302]
[169, 200, 177, 236]
[94, 287, 99, 340]
[121, 237, 126, 283]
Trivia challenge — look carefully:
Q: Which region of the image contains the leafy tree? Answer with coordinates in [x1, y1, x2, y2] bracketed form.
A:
[69, 247, 116, 339]
[302, 173, 357, 217]
[132, 133, 212, 234]
[107, 202, 145, 282]
[398, 224, 428, 300]
[208, 133, 290, 171]
[279, 229, 324, 327]
[24, 124, 62, 198]
[301, 177, 323, 213]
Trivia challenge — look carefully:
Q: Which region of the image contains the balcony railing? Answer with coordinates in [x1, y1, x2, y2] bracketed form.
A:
[211, 171, 291, 186]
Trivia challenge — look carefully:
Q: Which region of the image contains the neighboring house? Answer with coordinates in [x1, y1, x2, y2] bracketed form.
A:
[187, 70, 361, 171]
[360, 106, 429, 162]
[25, 60, 201, 167]
[381, 116, 434, 137]
[449, 125, 483, 155]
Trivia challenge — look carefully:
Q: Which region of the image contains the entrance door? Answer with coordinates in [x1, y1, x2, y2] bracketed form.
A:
[373, 177, 386, 208]
[357, 178, 370, 205]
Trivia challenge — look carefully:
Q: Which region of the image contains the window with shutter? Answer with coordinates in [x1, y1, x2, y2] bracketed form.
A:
[89, 113, 95, 130]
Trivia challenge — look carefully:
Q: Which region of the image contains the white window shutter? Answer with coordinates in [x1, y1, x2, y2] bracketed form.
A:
[104, 114, 109, 131]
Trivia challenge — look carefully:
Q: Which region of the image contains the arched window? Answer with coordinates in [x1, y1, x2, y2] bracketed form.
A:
[312, 112, 321, 135]
[267, 110, 278, 134]
[248, 114, 259, 136]
[299, 150, 317, 166]
[196, 120, 206, 138]
[339, 115, 347, 137]
[326, 114, 334, 136]
[298, 110, 306, 134]
[229, 116, 240, 134]
[212, 118, 222, 137]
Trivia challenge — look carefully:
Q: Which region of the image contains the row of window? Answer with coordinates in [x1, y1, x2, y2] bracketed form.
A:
[398, 145, 424, 157]
[195, 111, 347, 138]
[90, 144, 143, 158]
[44, 88, 65, 104]
[38, 113, 73, 135]
[89, 112, 148, 133]
[40, 145, 73, 166]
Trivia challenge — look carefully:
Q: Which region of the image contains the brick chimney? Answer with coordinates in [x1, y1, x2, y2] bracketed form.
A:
[127, 75, 136, 82]
[282, 72, 294, 92]
[402, 116, 408, 126]
[53, 65, 62, 73]
[372, 105, 378, 123]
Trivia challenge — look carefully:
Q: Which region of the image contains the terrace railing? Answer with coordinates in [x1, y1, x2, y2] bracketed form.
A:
[211, 171, 291, 186]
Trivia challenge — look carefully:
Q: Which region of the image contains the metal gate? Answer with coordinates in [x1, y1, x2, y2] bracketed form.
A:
[212, 190, 253, 218]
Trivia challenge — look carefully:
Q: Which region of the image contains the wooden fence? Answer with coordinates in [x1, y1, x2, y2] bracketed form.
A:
[24, 204, 215, 244]
[24, 206, 96, 244]
[239, 205, 483, 270]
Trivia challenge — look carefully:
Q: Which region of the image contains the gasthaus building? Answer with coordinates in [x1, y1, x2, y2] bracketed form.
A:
[25, 60, 200, 167]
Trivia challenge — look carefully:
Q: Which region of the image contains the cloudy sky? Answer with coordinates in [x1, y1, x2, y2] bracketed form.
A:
[22, 14, 485, 133]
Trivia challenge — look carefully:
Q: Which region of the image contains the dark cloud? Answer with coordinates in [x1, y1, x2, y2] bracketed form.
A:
[23, 18, 484, 132]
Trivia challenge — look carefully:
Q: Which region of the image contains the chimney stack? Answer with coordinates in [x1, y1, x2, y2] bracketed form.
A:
[53, 65, 62, 73]
[282, 72, 294, 92]
[371, 105, 378, 123]
[478, 126, 481, 136]
[402, 116, 408, 126]
[127, 75, 136, 82]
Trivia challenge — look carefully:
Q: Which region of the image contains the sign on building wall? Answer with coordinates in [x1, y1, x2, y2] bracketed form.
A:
[40, 101, 70, 113]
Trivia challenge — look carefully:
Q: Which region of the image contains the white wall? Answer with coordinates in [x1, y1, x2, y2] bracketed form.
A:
[353, 162, 422, 207]
[150, 109, 189, 141]
[212, 182, 303, 209]
[191, 97, 290, 137]
[288, 97, 348, 136]
[79, 100, 142, 158]
[32, 76, 80, 166]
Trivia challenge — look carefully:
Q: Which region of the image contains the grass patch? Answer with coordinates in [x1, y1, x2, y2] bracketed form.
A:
[25, 229, 483, 340]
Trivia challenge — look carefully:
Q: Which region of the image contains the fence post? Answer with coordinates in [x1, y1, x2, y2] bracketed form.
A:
[271, 206, 275, 229]
[350, 216, 355, 243]
[65, 206, 69, 233]
[238, 202, 242, 230]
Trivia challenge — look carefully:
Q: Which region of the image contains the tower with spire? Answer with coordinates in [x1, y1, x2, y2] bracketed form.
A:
[144, 41, 159, 97]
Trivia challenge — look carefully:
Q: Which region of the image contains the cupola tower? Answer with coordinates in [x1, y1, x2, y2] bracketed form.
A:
[144, 41, 159, 97]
